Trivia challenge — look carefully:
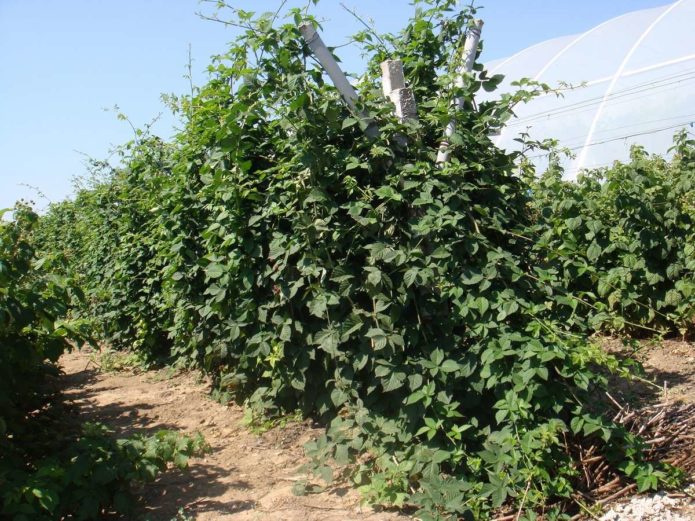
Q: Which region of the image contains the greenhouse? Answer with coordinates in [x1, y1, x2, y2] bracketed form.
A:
[481, 0, 695, 178]
[3, 2, 695, 519]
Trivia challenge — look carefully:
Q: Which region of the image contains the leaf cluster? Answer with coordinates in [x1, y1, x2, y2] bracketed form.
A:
[32, 3, 688, 519]
[531, 132, 695, 336]
[0, 203, 89, 448]
[1, 423, 208, 520]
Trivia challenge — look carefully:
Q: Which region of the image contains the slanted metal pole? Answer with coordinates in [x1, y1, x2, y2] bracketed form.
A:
[299, 22, 378, 138]
[436, 19, 483, 164]
[380, 60, 418, 122]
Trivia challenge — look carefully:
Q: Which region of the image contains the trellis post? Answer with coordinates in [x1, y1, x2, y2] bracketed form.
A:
[380, 60, 418, 122]
[299, 22, 378, 138]
[436, 19, 484, 164]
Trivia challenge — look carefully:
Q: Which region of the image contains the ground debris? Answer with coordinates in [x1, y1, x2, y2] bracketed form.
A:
[599, 490, 694, 521]
[568, 399, 695, 506]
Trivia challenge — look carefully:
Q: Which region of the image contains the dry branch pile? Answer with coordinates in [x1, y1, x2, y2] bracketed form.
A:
[493, 398, 695, 521]
[577, 398, 694, 518]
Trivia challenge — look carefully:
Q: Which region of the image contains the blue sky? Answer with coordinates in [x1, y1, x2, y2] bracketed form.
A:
[0, 0, 672, 211]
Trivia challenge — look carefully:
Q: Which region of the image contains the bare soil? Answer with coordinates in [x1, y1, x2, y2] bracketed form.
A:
[601, 337, 695, 404]
[598, 337, 695, 520]
[59, 339, 695, 521]
[60, 349, 409, 521]
[638, 339, 695, 404]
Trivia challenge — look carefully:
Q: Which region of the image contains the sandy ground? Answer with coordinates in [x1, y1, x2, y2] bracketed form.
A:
[59, 339, 695, 521]
[60, 349, 409, 521]
[601, 338, 695, 404]
[638, 339, 695, 404]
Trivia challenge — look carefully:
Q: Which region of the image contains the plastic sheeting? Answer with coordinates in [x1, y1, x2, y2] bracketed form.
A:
[480, 0, 695, 178]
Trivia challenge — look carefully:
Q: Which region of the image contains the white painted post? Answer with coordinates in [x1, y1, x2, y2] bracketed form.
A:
[380, 60, 418, 122]
[436, 19, 484, 164]
[299, 22, 378, 138]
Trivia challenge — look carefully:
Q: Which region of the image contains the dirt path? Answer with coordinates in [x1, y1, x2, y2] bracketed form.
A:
[60, 340, 695, 521]
[60, 349, 409, 521]
[602, 338, 695, 404]
[639, 339, 695, 403]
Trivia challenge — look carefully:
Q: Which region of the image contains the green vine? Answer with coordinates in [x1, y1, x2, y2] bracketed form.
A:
[32, 2, 691, 519]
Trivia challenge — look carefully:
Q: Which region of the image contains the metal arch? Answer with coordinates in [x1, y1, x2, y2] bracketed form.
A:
[493, 10, 640, 147]
[574, 0, 685, 171]
[489, 36, 575, 145]
[488, 37, 569, 76]
[533, 10, 638, 81]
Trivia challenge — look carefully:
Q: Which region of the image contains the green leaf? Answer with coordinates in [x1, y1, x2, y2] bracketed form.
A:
[317, 465, 333, 484]
[461, 269, 483, 285]
[342, 117, 358, 129]
[430, 247, 450, 259]
[366, 268, 382, 286]
[375, 186, 402, 201]
[382, 371, 405, 392]
[205, 263, 225, 279]
[406, 390, 424, 404]
[307, 295, 327, 317]
[403, 268, 418, 287]
[482, 74, 504, 92]
[366, 328, 387, 350]
[334, 444, 350, 465]
[315, 328, 340, 355]
[440, 360, 459, 373]
[586, 241, 602, 262]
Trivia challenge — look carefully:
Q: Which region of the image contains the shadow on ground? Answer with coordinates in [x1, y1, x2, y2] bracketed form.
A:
[62, 367, 182, 436]
[137, 465, 253, 520]
[601, 337, 695, 406]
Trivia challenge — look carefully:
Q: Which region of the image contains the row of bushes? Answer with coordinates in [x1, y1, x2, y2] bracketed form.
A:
[32, 2, 694, 519]
[0, 206, 207, 520]
[529, 135, 695, 336]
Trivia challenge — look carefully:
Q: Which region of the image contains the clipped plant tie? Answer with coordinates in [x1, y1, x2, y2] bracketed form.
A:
[299, 22, 379, 138]
[436, 18, 484, 164]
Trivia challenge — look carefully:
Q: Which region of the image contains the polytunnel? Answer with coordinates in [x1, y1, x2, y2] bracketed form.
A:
[479, 0, 695, 178]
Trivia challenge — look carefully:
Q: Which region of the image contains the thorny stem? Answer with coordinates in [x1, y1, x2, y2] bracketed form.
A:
[339, 2, 389, 51]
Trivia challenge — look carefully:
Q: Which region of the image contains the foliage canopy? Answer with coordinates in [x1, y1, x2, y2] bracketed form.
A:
[33, 1, 694, 519]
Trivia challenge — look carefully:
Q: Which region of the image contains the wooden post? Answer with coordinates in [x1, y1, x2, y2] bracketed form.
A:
[299, 22, 378, 138]
[436, 19, 484, 164]
[380, 60, 418, 122]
